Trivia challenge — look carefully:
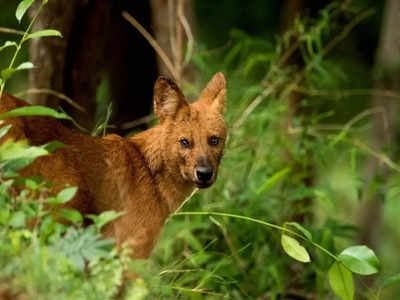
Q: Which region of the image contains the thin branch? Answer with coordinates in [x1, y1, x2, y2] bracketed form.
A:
[15, 88, 85, 112]
[122, 11, 179, 81]
[120, 114, 155, 130]
[0, 27, 25, 36]
[175, 0, 184, 83]
[232, 85, 276, 130]
[178, 3, 195, 68]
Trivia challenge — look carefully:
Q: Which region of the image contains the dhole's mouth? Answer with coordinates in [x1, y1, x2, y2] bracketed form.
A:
[194, 181, 213, 189]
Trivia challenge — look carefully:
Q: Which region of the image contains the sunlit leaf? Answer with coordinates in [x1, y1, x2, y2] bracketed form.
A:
[26, 29, 62, 40]
[16, 0, 34, 22]
[0, 41, 18, 52]
[87, 210, 125, 230]
[17, 62, 34, 70]
[59, 209, 83, 224]
[0, 106, 71, 120]
[281, 234, 310, 263]
[329, 261, 354, 300]
[9, 211, 26, 228]
[57, 187, 78, 204]
[338, 245, 380, 275]
[0, 124, 12, 139]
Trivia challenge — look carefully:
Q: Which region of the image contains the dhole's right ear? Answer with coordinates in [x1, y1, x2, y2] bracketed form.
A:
[153, 77, 189, 123]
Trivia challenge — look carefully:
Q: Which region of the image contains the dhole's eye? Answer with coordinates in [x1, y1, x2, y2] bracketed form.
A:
[179, 138, 190, 149]
[209, 136, 220, 146]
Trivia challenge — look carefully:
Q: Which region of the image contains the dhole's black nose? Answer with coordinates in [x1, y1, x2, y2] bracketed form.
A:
[196, 166, 213, 182]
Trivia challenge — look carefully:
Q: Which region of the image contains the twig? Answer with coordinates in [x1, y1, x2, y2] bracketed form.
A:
[178, 4, 194, 67]
[232, 85, 276, 130]
[0, 27, 25, 36]
[175, 0, 184, 83]
[122, 11, 179, 81]
[352, 139, 400, 172]
[15, 88, 85, 112]
[120, 114, 155, 130]
[293, 86, 400, 100]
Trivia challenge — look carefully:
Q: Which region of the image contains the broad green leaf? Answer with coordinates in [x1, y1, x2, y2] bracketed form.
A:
[42, 0, 48, 4]
[26, 29, 63, 40]
[0, 139, 48, 161]
[281, 234, 310, 263]
[0, 41, 18, 52]
[285, 222, 312, 240]
[87, 210, 125, 230]
[257, 167, 291, 195]
[9, 211, 26, 228]
[329, 261, 354, 300]
[16, 0, 34, 22]
[0, 124, 12, 139]
[0, 106, 71, 120]
[57, 187, 78, 204]
[338, 245, 380, 275]
[60, 209, 83, 224]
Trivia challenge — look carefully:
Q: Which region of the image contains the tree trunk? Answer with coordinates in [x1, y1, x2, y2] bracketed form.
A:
[29, 0, 157, 131]
[281, 0, 313, 223]
[358, 0, 400, 249]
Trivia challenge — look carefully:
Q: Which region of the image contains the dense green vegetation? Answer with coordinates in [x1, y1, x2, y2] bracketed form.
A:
[1, 0, 399, 299]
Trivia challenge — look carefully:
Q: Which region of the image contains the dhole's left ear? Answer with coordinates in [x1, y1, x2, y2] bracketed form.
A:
[199, 72, 227, 114]
[154, 76, 189, 123]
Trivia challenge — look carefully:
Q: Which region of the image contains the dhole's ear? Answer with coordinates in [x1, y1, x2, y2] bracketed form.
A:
[154, 76, 189, 123]
[199, 72, 227, 114]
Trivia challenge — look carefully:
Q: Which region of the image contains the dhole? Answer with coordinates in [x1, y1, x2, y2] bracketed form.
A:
[0, 72, 227, 258]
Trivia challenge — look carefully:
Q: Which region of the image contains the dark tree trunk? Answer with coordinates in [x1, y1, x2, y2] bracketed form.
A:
[358, 0, 400, 249]
[29, 0, 158, 132]
[281, 0, 313, 223]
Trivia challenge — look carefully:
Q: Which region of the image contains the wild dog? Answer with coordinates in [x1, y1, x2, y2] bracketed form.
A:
[0, 72, 227, 258]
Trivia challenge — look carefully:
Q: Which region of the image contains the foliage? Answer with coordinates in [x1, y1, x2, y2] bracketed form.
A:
[0, 0, 399, 299]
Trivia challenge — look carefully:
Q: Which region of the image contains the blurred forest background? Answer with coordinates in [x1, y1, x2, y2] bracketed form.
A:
[1, 0, 400, 299]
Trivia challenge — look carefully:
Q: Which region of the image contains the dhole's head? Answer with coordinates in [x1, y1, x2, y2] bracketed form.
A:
[154, 72, 227, 188]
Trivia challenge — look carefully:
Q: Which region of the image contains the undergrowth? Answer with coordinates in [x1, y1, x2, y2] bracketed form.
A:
[0, 1, 399, 299]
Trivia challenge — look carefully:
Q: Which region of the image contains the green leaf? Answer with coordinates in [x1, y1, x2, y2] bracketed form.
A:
[381, 273, 400, 289]
[0, 106, 71, 120]
[285, 222, 312, 240]
[329, 261, 354, 300]
[1, 68, 15, 81]
[16, 62, 34, 70]
[42, 0, 48, 4]
[0, 41, 18, 52]
[0, 139, 48, 161]
[42, 141, 66, 152]
[16, 0, 34, 22]
[281, 234, 310, 263]
[87, 210, 125, 230]
[26, 29, 63, 40]
[257, 167, 291, 195]
[338, 245, 380, 275]
[60, 209, 83, 224]
[0, 124, 12, 139]
[57, 187, 78, 204]
[1, 63, 34, 81]
[9, 211, 26, 228]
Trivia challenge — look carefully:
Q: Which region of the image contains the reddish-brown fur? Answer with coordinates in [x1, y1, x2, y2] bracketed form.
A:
[0, 73, 227, 258]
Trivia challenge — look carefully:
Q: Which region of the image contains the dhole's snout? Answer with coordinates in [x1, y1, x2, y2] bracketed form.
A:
[195, 158, 214, 188]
